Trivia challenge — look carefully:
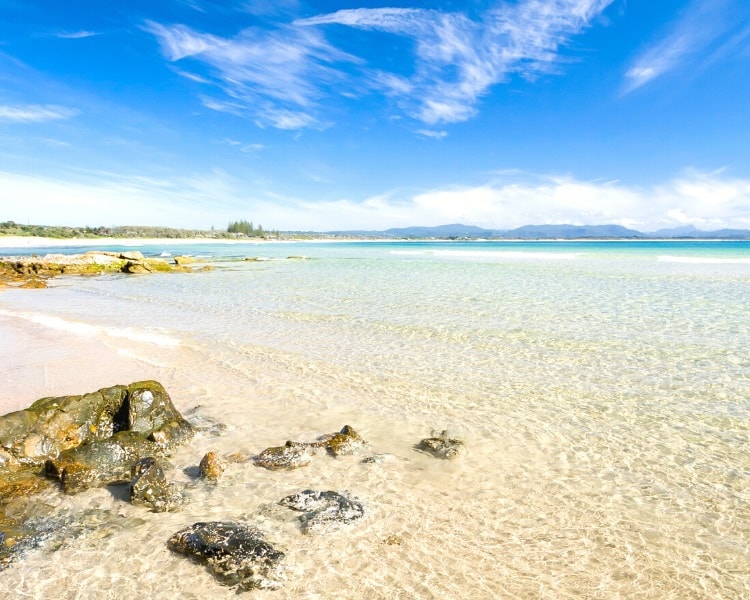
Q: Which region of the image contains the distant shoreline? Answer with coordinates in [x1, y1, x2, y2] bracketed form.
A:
[0, 235, 750, 249]
[0, 235, 746, 249]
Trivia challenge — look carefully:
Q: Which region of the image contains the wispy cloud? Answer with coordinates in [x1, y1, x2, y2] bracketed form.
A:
[0, 104, 78, 123]
[624, 0, 750, 92]
[417, 129, 448, 139]
[297, 0, 614, 125]
[56, 30, 98, 39]
[146, 1, 613, 130]
[146, 20, 356, 129]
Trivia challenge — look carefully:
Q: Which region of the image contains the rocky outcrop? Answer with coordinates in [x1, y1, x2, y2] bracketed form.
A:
[415, 431, 464, 459]
[0, 381, 193, 474]
[279, 489, 365, 534]
[0, 381, 194, 566]
[254, 425, 367, 470]
[168, 521, 286, 591]
[0, 251, 190, 287]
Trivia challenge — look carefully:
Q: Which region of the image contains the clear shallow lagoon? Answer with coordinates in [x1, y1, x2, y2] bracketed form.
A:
[1, 240, 749, 598]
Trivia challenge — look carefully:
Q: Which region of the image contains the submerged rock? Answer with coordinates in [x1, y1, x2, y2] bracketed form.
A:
[415, 431, 465, 459]
[360, 453, 396, 465]
[1, 508, 146, 571]
[254, 425, 367, 470]
[130, 457, 184, 512]
[198, 451, 225, 481]
[254, 441, 316, 471]
[279, 489, 365, 534]
[168, 521, 286, 591]
[318, 425, 367, 457]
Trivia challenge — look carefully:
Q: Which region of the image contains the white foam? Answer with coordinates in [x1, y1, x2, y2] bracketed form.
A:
[434, 249, 579, 260]
[658, 255, 750, 264]
[390, 249, 578, 260]
[0, 309, 180, 347]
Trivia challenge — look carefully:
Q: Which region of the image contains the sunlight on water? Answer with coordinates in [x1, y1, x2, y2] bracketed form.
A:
[1, 241, 749, 598]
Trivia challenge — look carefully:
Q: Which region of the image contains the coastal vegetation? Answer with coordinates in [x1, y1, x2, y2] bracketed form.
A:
[0, 220, 281, 240]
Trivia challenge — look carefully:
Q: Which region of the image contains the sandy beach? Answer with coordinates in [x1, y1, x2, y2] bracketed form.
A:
[2, 239, 749, 598]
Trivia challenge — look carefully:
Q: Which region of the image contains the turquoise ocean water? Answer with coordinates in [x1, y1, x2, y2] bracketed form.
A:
[1, 240, 749, 598]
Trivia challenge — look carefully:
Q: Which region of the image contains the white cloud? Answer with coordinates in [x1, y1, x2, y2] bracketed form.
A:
[0, 104, 78, 123]
[416, 129, 448, 139]
[278, 170, 750, 231]
[624, 0, 750, 92]
[4, 168, 748, 232]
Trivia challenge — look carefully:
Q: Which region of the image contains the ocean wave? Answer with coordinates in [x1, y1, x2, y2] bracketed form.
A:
[0, 309, 180, 347]
[434, 250, 579, 260]
[658, 255, 750, 264]
[390, 249, 578, 260]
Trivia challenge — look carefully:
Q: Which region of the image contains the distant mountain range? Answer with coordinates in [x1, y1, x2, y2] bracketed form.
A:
[326, 223, 750, 239]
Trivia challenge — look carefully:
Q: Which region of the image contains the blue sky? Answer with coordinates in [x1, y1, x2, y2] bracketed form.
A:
[1, 0, 749, 232]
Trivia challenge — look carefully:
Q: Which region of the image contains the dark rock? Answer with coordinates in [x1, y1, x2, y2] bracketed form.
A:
[254, 441, 316, 470]
[279, 489, 365, 534]
[46, 431, 159, 494]
[167, 521, 286, 590]
[130, 457, 184, 512]
[198, 451, 225, 481]
[415, 430, 464, 459]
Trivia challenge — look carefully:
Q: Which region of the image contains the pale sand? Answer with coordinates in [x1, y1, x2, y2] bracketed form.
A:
[0, 317, 172, 414]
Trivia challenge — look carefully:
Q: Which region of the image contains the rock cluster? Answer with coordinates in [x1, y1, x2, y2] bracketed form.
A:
[254, 425, 367, 470]
[1, 382, 466, 591]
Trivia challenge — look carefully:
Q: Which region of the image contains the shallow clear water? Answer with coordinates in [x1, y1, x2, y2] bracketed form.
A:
[1, 241, 750, 598]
